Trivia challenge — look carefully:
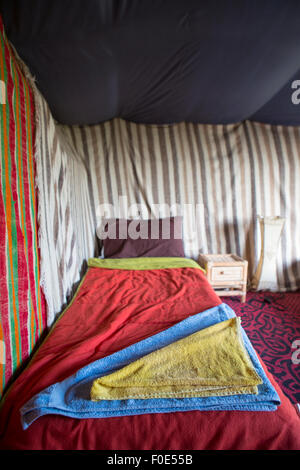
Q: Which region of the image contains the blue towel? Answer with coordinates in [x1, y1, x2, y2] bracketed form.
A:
[20, 303, 280, 429]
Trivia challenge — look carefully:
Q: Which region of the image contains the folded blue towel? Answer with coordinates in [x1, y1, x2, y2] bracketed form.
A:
[20, 303, 280, 429]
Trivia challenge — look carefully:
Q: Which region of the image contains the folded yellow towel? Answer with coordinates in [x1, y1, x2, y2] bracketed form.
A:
[90, 317, 263, 401]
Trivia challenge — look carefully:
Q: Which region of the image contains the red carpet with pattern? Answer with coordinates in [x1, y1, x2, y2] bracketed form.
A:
[223, 291, 300, 405]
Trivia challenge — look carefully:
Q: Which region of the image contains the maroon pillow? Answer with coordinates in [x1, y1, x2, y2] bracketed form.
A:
[99, 216, 185, 258]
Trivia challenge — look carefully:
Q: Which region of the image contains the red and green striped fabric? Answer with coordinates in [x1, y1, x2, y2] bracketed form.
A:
[0, 16, 46, 397]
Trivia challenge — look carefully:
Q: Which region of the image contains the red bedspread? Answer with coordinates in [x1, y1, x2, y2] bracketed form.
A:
[0, 264, 299, 450]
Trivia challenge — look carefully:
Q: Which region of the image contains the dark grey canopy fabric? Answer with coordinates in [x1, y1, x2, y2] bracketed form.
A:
[1, 0, 300, 126]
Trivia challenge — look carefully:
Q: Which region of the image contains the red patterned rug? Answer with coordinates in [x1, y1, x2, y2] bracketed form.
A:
[223, 291, 300, 405]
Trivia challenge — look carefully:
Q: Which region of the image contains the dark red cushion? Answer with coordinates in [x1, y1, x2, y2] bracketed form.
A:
[99, 217, 185, 258]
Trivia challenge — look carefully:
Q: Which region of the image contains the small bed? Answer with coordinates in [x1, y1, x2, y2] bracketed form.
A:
[0, 256, 299, 450]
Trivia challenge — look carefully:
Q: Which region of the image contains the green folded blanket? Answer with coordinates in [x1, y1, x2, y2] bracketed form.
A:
[91, 317, 262, 401]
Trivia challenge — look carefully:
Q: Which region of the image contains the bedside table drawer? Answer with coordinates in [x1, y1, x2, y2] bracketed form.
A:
[211, 266, 243, 281]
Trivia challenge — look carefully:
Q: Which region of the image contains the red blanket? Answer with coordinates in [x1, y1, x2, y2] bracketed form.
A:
[0, 263, 299, 450]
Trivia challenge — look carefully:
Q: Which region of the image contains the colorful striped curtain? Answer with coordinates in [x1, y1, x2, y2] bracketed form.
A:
[0, 17, 46, 397]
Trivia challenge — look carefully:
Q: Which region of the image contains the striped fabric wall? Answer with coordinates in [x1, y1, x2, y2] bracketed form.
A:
[0, 18, 46, 397]
[32, 79, 96, 326]
[60, 119, 300, 294]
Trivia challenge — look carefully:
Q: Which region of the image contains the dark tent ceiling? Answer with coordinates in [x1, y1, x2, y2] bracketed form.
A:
[1, 0, 300, 126]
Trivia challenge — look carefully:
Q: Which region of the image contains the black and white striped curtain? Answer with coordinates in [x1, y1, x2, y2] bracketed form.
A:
[33, 84, 300, 325]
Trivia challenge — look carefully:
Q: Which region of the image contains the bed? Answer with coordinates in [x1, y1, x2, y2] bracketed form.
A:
[0, 257, 299, 450]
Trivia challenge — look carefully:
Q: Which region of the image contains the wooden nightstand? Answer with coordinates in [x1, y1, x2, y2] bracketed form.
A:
[198, 254, 248, 302]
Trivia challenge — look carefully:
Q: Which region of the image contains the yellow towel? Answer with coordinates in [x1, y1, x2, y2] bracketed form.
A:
[91, 317, 263, 401]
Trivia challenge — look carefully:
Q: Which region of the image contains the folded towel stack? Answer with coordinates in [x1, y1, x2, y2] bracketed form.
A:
[20, 303, 280, 430]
